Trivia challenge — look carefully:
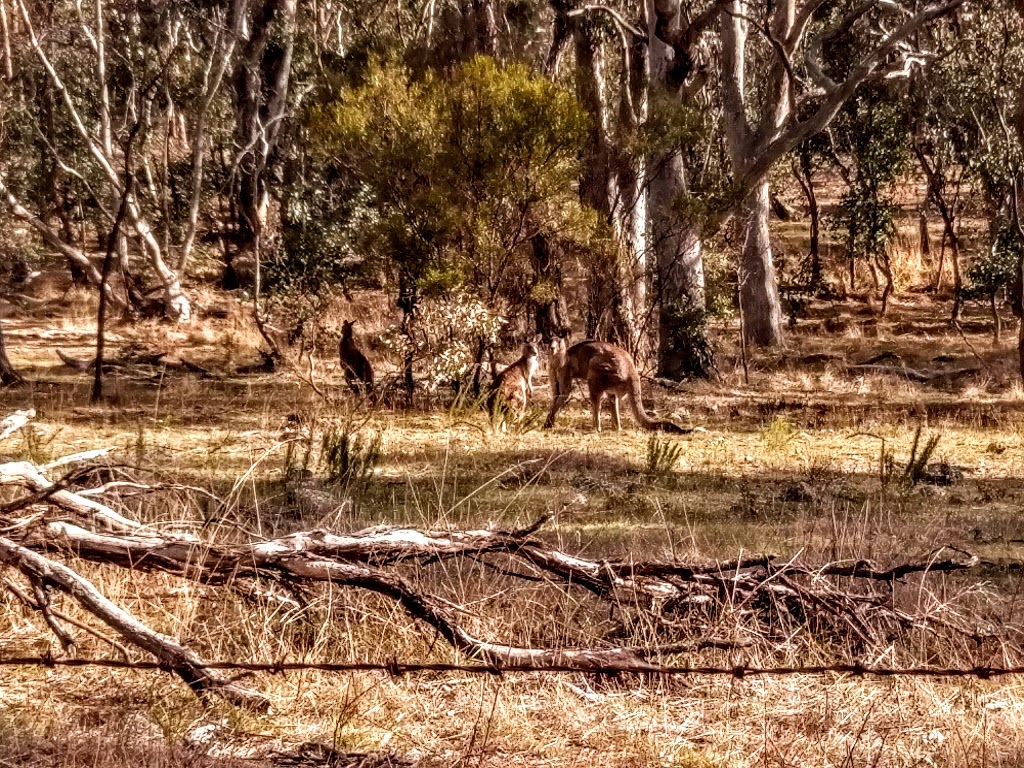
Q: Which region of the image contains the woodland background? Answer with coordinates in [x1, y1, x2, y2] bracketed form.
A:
[2, 2, 1024, 767]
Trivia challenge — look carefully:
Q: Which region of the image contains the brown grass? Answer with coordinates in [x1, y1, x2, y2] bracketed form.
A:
[4, 258, 1024, 765]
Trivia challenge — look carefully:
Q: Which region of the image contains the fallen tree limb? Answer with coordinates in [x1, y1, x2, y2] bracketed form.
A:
[846, 363, 980, 383]
[0, 460, 146, 534]
[0, 535, 268, 709]
[0, 443, 1010, 708]
[0, 409, 34, 441]
[30, 521, 718, 672]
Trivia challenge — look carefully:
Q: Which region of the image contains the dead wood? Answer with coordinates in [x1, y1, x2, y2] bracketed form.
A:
[0, 434, 1011, 708]
[0, 535, 268, 709]
[846, 363, 980, 383]
[56, 349, 216, 378]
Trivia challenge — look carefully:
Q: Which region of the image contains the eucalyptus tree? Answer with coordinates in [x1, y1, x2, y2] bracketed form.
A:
[714, 0, 969, 347]
[911, 2, 1024, 326]
[0, 0, 197, 319]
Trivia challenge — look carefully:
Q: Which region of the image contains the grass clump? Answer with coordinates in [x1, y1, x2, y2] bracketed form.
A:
[321, 426, 384, 486]
[646, 434, 684, 477]
[760, 415, 797, 453]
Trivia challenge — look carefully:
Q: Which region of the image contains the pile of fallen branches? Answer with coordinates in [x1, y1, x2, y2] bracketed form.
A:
[0, 409, 1017, 714]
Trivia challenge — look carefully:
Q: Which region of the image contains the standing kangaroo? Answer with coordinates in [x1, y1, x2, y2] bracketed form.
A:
[339, 320, 374, 396]
[544, 340, 688, 433]
[487, 339, 541, 422]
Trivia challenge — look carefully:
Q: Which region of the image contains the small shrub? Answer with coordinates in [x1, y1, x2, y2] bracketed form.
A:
[646, 434, 684, 477]
[902, 426, 941, 486]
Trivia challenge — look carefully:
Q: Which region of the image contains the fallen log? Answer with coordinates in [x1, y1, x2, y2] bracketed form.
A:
[0, 535, 268, 709]
[846, 363, 980, 383]
[0, 441, 1011, 709]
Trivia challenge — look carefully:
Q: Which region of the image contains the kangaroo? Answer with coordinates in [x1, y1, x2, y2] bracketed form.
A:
[487, 339, 541, 423]
[339, 320, 374, 397]
[544, 340, 688, 433]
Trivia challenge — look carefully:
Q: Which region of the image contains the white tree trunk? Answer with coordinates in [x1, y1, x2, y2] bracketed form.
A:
[739, 181, 782, 346]
[721, 0, 788, 348]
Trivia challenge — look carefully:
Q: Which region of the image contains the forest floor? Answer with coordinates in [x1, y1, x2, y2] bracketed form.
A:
[3, 272, 1024, 766]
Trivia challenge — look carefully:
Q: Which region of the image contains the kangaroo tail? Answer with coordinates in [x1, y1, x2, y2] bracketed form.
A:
[627, 376, 691, 433]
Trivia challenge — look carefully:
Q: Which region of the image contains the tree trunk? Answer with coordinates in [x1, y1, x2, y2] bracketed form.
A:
[530, 233, 569, 340]
[231, 0, 296, 259]
[178, 0, 246, 274]
[722, 0, 790, 349]
[0, 319, 21, 387]
[919, 205, 931, 260]
[647, 0, 712, 379]
[471, 0, 497, 57]
[738, 181, 783, 346]
[794, 148, 820, 288]
[613, 26, 651, 367]
[573, 20, 618, 341]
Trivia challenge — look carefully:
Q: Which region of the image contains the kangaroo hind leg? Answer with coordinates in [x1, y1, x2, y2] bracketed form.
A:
[589, 383, 605, 432]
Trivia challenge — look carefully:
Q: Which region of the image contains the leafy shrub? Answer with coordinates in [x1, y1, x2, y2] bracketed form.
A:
[380, 293, 506, 392]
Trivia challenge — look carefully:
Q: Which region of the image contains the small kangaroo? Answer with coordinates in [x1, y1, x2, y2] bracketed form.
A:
[487, 339, 541, 423]
[544, 340, 688, 433]
[339, 320, 374, 397]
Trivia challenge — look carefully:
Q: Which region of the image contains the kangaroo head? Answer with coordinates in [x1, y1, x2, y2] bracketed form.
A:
[341, 320, 355, 338]
[548, 336, 567, 360]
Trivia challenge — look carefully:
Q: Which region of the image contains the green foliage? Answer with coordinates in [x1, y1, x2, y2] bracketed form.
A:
[645, 435, 684, 477]
[308, 56, 596, 307]
[380, 293, 506, 392]
[320, 426, 384, 487]
[965, 226, 1022, 301]
[831, 87, 909, 267]
[661, 303, 716, 379]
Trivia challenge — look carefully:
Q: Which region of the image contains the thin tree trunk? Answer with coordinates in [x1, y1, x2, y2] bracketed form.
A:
[530, 233, 568, 340]
[614, 24, 650, 366]
[179, 1, 245, 274]
[94, 170, 136, 402]
[919, 205, 931, 260]
[794, 150, 820, 288]
[913, 140, 962, 320]
[738, 181, 783, 346]
[471, 0, 497, 56]
[647, 0, 711, 379]
[0, 0, 12, 81]
[991, 292, 1001, 344]
[231, 0, 296, 261]
[573, 20, 618, 340]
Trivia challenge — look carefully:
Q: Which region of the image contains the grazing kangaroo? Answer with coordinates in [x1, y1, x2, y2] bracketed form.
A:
[487, 339, 541, 423]
[544, 340, 688, 433]
[339, 320, 374, 396]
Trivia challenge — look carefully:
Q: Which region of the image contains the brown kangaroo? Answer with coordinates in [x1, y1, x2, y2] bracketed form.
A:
[487, 340, 541, 422]
[339, 320, 374, 396]
[544, 340, 688, 433]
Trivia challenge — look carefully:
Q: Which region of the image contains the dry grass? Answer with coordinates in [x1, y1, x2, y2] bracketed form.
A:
[4, 276, 1024, 765]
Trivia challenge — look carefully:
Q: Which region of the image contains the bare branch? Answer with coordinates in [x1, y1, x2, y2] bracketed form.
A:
[0, 535, 268, 709]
